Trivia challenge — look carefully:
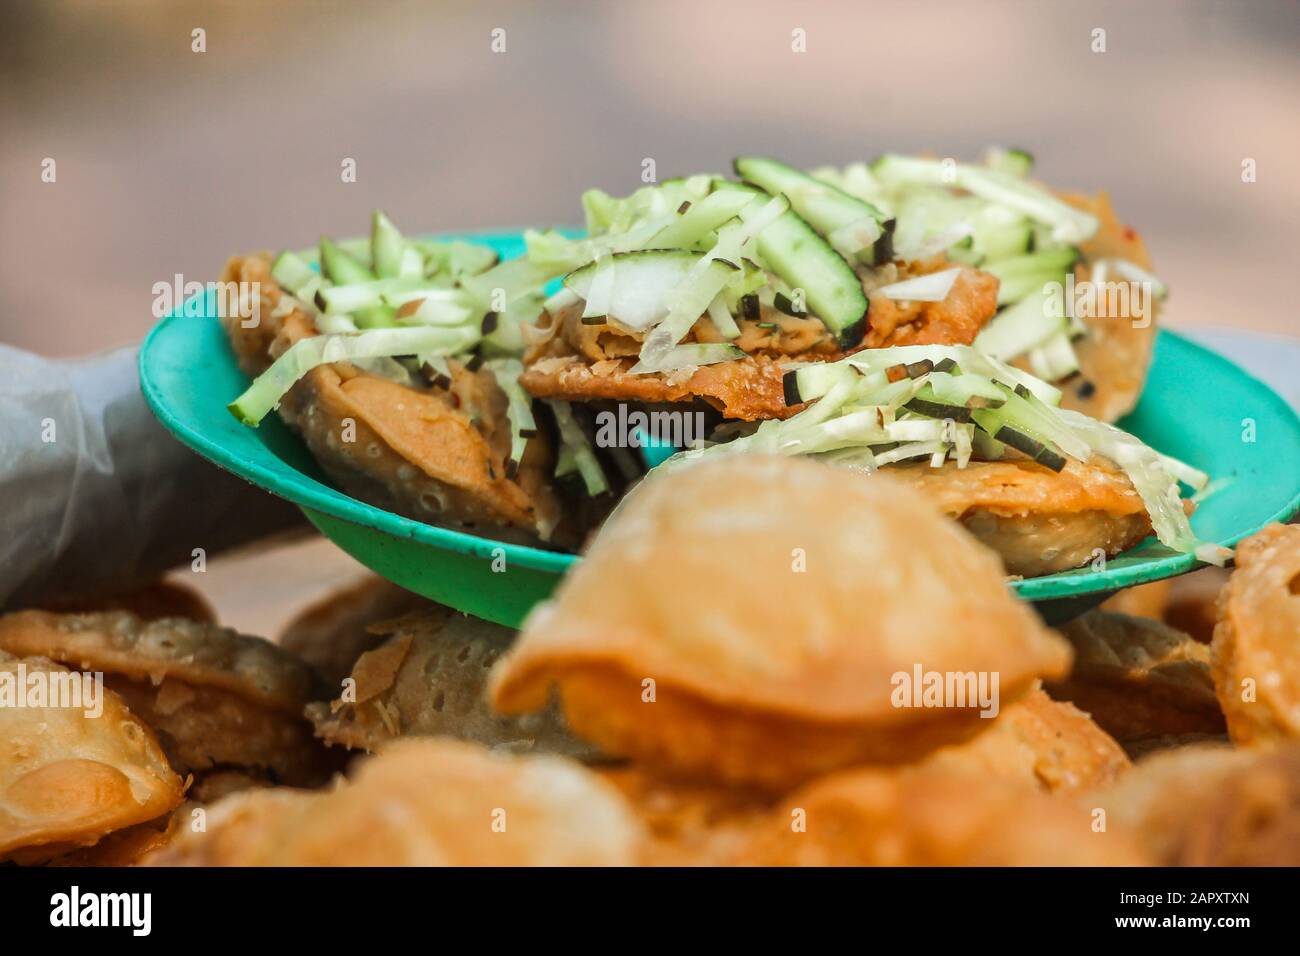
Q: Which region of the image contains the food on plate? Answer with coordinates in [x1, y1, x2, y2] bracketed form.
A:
[923, 687, 1129, 794]
[0, 651, 183, 863]
[815, 151, 1163, 421]
[278, 575, 433, 685]
[729, 764, 1148, 866]
[306, 609, 596, 759]
[1211, 523, 1300, 746]
[490, 455, 1073, 788]
[1089, 743, 1300, 865]
[145, 738, 642, 866]
[1046, 610, 1224, 744]
[882, 456, 1152, 577]
[658, 341, 1217, 577]
[0, 610, 334, 786]
[222, 214, 632, 550]
[517, 157, 1002, 421]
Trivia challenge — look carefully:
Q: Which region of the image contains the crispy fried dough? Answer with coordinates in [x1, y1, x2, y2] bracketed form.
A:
[0, 651, 183, 863]
[520, 258, 997, 421]
[597, 767, 772, 866]
[0, 610, 334, 785]
[1049, 192, 1159, 422]
[1089, 743, 1300, 865]
[924, 687, 1129, 794]
[222, 254, 569, 547]
[521, 348, 801, 422]
[307, 610, 596, 759]
[731, 765, 1147, 866]
[886, 456, 1152, 577]
[1047, 610, 1224, 743]
[146, 739, 642, 866]
[490, 456, 1072, 788]
[278, 576, 435, 686]
[1211, 524, 1300, 746]
[862, 258, 999, 348]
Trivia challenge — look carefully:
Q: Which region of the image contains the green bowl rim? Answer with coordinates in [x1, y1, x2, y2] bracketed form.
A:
[139, 230, 1300, 601]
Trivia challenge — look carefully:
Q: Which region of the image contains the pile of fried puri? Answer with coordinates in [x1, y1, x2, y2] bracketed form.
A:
[2, 456, 1298, 867]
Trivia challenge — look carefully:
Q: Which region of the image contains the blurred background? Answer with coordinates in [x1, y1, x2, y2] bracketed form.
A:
[1, 0, 1296, 632]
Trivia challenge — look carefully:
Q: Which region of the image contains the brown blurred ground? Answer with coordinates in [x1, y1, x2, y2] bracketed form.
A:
[2, 0, 1296, 633]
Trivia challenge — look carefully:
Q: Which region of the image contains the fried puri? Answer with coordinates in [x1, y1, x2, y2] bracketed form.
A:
[0, 610, 334, 786]
[924, 687, 1129, 794]
[0, 651, 183, 863]
[1047, 610, 1224, 744]
[490, 456, 1072, 789]
[730, 764, 1148, 866]
[1089, 743, 1300, 866]
[278, 575, 435, 686]
[306, 609, 596, 759]
[1211, 523, 1300, 746]
[1041, 192, 1159, 423]
[520, 256, 997, 422]
[886, 456, 1153, 577]
[223, 254, 570, 548]
[146, 738, 642, 866]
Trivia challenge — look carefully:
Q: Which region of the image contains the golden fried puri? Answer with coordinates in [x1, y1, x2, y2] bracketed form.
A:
[0, 651, 183, 863]
[223, 254, 569, 547]
[731, 764, 1148, 866]
[1211, 523, 1300, 746]
[0, 610, 334, 786]
[278, 575, 435, 686]
[886, 457, 1153, 578]
[1047, 192, 1159, 423]
[490, 456, 1072, 789]
[1089, 743, 1300, 865]
[306, 610, 597, 759]
[146, 738, 643, 866]
[1047, 610, 1224, 744]
[924, 687, 1130, 794]
[597, 767, 773, 866]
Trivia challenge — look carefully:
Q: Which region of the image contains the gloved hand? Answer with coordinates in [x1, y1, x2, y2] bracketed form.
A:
[0, 343, 304, 609]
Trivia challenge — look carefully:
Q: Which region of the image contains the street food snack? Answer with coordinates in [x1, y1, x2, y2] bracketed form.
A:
[307, 609, 596, 759]
[731, 764, 1148, 866]
[1047, 610, 1224, 743]
[0, 651, 183, 863]
[924, 687, 1130, 794]
[278, 576, 435, 686]
[1089, 743, 1300, 865]
[0, 610, 333, 786]
[1211, 523, 1300, 746]
[490, 455, 1072, 788]
[146, 738, 642, 866]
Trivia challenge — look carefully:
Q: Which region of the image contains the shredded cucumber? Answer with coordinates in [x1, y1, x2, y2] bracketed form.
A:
[228, 326, 479, 426]
[549, 400, 608, 496]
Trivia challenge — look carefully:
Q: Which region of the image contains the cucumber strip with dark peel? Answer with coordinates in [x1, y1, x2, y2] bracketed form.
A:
[734, 156, 885, 257]
[903, 397, 972, 422]
[713, 180, 869, 347]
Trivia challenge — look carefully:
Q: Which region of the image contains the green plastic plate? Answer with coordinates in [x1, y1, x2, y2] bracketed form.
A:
[140, 231, 1300, 627]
